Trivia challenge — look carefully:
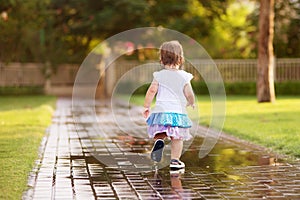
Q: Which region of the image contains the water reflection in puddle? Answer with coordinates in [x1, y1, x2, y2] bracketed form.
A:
[181, 137, 282, 172]
[68, 102, 289, 199]
[87, 135, 282, 173]
[76, 133, 284, 198]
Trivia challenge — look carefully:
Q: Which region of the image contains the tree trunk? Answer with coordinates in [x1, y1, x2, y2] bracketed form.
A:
[43, 61, 52, 95]
[96, 57, 106, 99]
[257, 0, 276, 103]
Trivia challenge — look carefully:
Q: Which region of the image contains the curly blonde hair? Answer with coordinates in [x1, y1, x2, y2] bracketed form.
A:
[159, 40, 184, 69]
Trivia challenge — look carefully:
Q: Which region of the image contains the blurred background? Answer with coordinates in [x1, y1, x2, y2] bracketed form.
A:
[0, 0, 299, 96]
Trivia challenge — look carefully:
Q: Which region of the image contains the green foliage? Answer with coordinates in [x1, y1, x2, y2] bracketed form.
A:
[274, 0, 300, 57]
[248, 0, 300, 58]
[274, 82, 300, 95]
[205, 1, 257, 58]
[0, 0, 300, 64]
[0, 86, 44, 95]
[0, 96, 56, 200]
[0, 0, 252, 63]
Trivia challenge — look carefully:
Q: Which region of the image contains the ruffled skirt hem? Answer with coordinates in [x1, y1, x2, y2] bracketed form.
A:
[147, 124, 192, 141]
[146, 112, 193, 140]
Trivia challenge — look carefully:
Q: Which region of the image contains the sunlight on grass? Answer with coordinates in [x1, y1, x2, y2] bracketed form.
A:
[0, 96, 56, 200]
[198, 96, 300, 157]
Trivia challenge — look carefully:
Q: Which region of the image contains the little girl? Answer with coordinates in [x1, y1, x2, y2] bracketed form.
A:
[143, 40, 195, 169]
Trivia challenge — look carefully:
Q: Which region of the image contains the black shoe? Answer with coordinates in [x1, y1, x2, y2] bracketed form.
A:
[151, 139, 165, 162]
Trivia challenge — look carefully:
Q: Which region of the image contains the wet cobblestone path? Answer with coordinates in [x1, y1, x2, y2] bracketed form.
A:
[24, 98, 300, 200]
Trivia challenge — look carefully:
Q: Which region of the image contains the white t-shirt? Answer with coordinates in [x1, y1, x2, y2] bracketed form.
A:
[152, 69, 193, 114]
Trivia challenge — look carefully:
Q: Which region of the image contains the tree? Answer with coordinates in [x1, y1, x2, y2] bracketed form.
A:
[257, 0, 276, 103]
[3, 0, 299, 64]
[248, 0, 300, 58]
[274, 0, 300, 57]
[206, 1, 257, 58]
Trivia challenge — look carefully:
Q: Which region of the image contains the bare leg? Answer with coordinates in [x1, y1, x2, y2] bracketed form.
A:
[171, 139, 183, 160]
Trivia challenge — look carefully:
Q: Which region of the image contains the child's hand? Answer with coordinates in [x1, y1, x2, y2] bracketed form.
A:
[143, 107, 150, 118]
[187, 103, 195, 109]
[190, 104, 195, 109]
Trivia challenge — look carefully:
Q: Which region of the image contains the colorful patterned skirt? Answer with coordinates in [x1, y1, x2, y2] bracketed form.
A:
[146, 112, 193, 140]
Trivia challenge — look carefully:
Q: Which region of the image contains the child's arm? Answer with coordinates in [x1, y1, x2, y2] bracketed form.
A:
[143, 80, 158, 118]
[184, 83, 195, 109]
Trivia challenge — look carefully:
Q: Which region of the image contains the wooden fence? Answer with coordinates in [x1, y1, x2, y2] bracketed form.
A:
[115, 58, 300, 83]
[0, 58, 299, 87]
[0, 63, 79, 86]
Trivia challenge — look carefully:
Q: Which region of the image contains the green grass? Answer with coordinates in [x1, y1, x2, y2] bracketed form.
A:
[0, 96, 56, 200]
[198, 95, 300, 157]
[130, 95, 300, 157]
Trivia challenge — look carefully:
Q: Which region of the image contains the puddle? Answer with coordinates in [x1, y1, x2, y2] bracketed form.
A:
[85, 135, 281, 172]
[181, 137, 282, 172]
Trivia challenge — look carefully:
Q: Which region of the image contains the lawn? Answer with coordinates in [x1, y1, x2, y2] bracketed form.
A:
[197, 95, 300, 157]
[130, 95, 300, 157]
[0, 96, 56, 200]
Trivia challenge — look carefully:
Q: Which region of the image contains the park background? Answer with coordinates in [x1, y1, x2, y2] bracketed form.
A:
[0, 0, 300, 199]
[0, 0, 300, 96]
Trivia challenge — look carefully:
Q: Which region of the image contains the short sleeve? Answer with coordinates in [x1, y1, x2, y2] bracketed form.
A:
[184, 72, 193, 84]
[153, 71, 159, 82]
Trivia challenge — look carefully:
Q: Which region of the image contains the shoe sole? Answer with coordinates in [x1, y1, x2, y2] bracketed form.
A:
[170, 168, 185, 174]
[151, 140, 164, 162]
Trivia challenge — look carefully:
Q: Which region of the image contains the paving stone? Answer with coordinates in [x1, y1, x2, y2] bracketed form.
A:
[23, 98, 300, 200]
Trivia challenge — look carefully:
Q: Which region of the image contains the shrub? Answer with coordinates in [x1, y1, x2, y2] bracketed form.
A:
[0, 86, 44, 95]
[275, 82, 300, 95]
